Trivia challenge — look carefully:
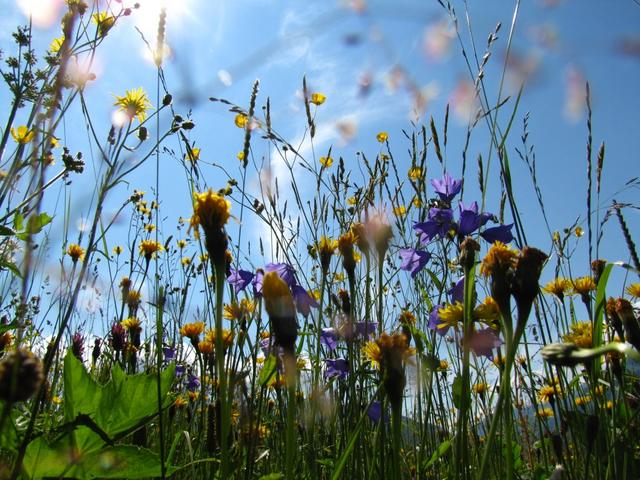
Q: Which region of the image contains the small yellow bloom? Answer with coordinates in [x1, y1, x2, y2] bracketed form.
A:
[121, 317, 142, 332]
[363, 332, 415, 370]
[177, 239, 187, 249]
[480, 241, 518, 277]
[235, 113, 248, 128]
[310, 93, 326, 105]
[203, 328, 235, 350]
[50, 36, 65, 53]
[472, 382, 489, 395]
[474, 297, 500, 322]
[11, 126, 35, 144]
[262, 271, 295, 320]
[181, 257, 191, 266]
[186, 147, 201, 162]
[571, 276, 596, 297]
[543, 278, 572, 300]
[113, 245, 123, 255]
[144, 224, 156, 232]
[408, 167, 422, 181]
[393, 205, 406, 216]
[189, 189, 231, 239]
[319, 156, 333, 168]
[625, 283, 640, 298]
[198, 340, 214, 355]
[562, 321, 593, 348]
[575, 395, 592, 407]
[126, 290, 142, 308]
[376, 132, 388, 143]
[138, 239, 163, 259]
[114, 88, 152, 122]
[538, 384, 561, 403]
[347, 196, 357, 206]
[438, 359, 449, 371]
[180, 321, 205, 340]
[237, 151, 245, 161]
[437, 302, 464, 331]
[92, 11, 116, 36]
[575, 226, 584, 237]
[412, 197, 422, 208]
[66, 244, 85, 263]
[398, 310, 416, 327]
[223, 299, 255, 320]
[536, 408, 554, 419]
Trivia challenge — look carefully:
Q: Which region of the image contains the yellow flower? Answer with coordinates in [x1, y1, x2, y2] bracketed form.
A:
[474, 297, 500, 322]
[480, 241, 518, 277]
[223, 299, 255, 320]
[177, 239, 187, 249]
[333, 272, 345, 282]
[562, 321, 592, 348]
[398, 310, 416, 327]
[92, 11, 116, 37]
[536, 408, 554, 419]
[262, 271, 295, 320]
[543, 278, 572, 300]
[437, 302, 464, 331]
[138, 239, 163, 260]
[198, 340, 214, 355]
[113, 245, 123, 255]
[376, 132, 388, 143]
[144, 224, 156, 232]
[571, 276, 596, 297]
[66, 244, 85, 263]
[538, 384, 561, 403]
[347, 196, 357, 206]
[393, 205, 406, 216]
[235, 113, 248, 128]
[472, 382, 489, 395]
[438, 359, 449, 371]
[186, 147, 201, 162]
[126, 290, 142, 308]
[363, 333, 415, 370]
[319, 156, 333, 168]
[180, 321, 205, 340]
[114, 88, 152, 122]
[121, 317, 142, 332]
[236, 151, 245, 161]
[317, 236, 338, 273]
[412, 197, 422, 208]
[49, 36, 65, 53]
[575, 395, 592, 407]
[181, 257, 191, 266]
[189, 189, 231, 239]
[310, 93, 326, 105]
[408, 167, 422, 181]
[625, 283, 640, 298]
[11, 126, 35, 144]
[174, 396, 188, 409]
[575, 226, 584, 237]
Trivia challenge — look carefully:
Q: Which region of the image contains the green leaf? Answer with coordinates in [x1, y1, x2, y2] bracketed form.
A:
[0, 401, 22, 452]
[13, 213, 23, 232]
[259, 474, 284, 480]
[424, 439, 451, 469]
[0, 260, 22, 278]
[259, 354, 277, 387]
[26, 212, 53, 234]
[452, 375, 468, 410]
[0, 320, 18, 336]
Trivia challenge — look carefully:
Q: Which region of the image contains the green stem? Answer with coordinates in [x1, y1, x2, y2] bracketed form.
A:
[391, 401, 402, 479]
[214, 260, 229, 478]
[285, 371, 297, 480]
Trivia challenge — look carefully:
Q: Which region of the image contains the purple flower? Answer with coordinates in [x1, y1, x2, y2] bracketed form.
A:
[413, 208, 454, 243]
[292, 284, 319, 318]
[355, 321, 377, 339]
[325, 358, 349, 379]
[367, 401, 382, 422]
[431, 173, 463, 203]
[448, 277, 465, 304]
[321, 328, 338, 351]
[252, 269, 264, 297]
[265, 263, 296, 287]
[480, 224, 514, 244]
[260, 337, 273, 357]
[458, 201, 494, 236]
[428, 304, 448, 336]
[228, 268, 254, 294]
[399, 248, 431, 278]
[175, 364, 186, 377]
[467, 327, 503, 359]
[186, 374, 200, 392]
[163, 346, 176, 362]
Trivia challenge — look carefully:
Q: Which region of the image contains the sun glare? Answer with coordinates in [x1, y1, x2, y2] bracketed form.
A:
[17, 0, 64, 28]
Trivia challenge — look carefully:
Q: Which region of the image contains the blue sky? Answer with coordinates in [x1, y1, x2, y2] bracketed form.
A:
[3, 0, 640, 324]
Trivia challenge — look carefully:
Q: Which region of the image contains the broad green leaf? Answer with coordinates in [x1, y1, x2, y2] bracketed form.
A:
[424, 439, 451, 469]
[259, 354, 277, 387]
[26, 212, 53, 234]
[13, 213, 23, 232]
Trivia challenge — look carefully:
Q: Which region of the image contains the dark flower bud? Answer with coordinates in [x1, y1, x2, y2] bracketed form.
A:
[458, 236, 480, 273]
[605, 297, 625, 341]
[541, 342, 583, 368]
[92, 339, 101, 365]
[138, 126, 148, 141]
[162, 94, 172, 106]
[0, 349, 44, 403]
[512, 247, 547, 322]
[181, 120, 195, 130]
[111, 322, 126, 352]
[71, 331, 84, 360]
[591, 259, 606, 285]
[615, 298, 640, 351]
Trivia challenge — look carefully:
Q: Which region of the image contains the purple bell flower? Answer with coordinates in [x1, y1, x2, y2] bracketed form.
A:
[325, 358, 349, 379]
[480, 223, 514, 244]
[467, 327, 503, 359]
[321, 328, 338, 351]
[448, 277, 465, 304]
[355, 321, 377, 339]
[367, 401, 382, 422]
[228, 268, 255, 294]
[431, 173, 463, 202]
[413, 207, 454, 243]
[186, 374, 200, 392]
[457, 201, 494, 236]
[265, 262, 296, 287]
[399, 248, 431, 278]
[428, 304, 448, 336]
[292, 284, 319, 317]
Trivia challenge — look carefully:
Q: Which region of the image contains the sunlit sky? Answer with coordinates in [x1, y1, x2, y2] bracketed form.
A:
[2, 0, 640, 324]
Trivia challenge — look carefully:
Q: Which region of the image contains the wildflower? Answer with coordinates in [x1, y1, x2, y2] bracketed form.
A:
[114, 88, 152, 123]
[474, 297, 500, 323]
[0, 332, 13, 352]
[180, 321, 205, 345]
[325, 358, 349, 379]
[236, 151, 245, 161]
[562, 321, 592, 348]
[92, 11, 116, 37]
[363, 333, 415, 410]
[413, 207, 454, 243]
[66, 243, 85, 263]
[626, 283, 640, 298]
[0, 349, 44, 403]
[138, 239, 163, 260]
[186, 147, 201, 162]
[113, 245, 123, 255]
[437, 302, 463, 331]
[536, 408, 554, 419]
[412, 197, 422, 208]
[428, 304, 447, 336]
[376, 131, 389, 143]
[571, 276, 596, 298]
[110, 323, 126, 352]
[291, 284, 319, 317]
[319, 156, 333, 168]
[310, 93, 326, 105]
[204, 328, 235, 351]
[223, 299, 255, 321]
[408, 166, 422, 181]
[457, 201, 493, 236]
[186, 374, 200, 392]
[321, 328, 338, 351]
[575, 226, 584, 237]
[575, 395, 591, 407]
[492, 355, 506, 368]
[264, 263, 296, 288]
[181, 257, 191, 267]
[431, 173, 463, 203]
[538, 384, 561, 403]
[399, 248, 431, 278]
[228, 268, 254, 294]
[144, 224, 156, 233]
[393, 205, 406, 216]
[338, 230, 358, 278]
[71, 332, 84, 360]
[317, 236, 338, 274]
[511, 246, 547, 320]
[190, 189, 231, 264]
[480, 224, 515, 244]
[177, 239, 187, 250]
[234, 113, 248, 128]
[438, 359, 449, 371]
[472, 382, 489, 396]
[354, 321, 377, 339]
[398, 310, 416, 327]
[11, 126, 35, 144]
[615, 298, 640, 351]
[350, 222, 369, 254]
[467, 327, 503, 358]
[121, 317, 142, 332]
[50, 35, 65, 53]
[367, 401, 382, 422]
[480, 241, 518, 314]
[262, 271, 297, 355]
[543, 278, 572, 301]
[347, 196, 358, 206]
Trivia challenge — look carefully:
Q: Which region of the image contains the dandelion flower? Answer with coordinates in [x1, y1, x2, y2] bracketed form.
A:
[92, 11, 116, 37]
[575, 226, 584, 237]
[319, 156, 333, 168]
[223, 299, 255, 321]
[114, 88, 152, 122]
[234, 113, 248, 128]
[571, 276, 596, 297]
[393, 205, 406, 216]
[310, 93, 326, 105]
[317, 236, 338, 274]
[376, 132, 388, 143]
[121, 317, 142, 332]
[474, 297, 500, 323]
[562, 321, 593, 348]
[408, 167, 422, 181]
[575, 395, 592, 407]
[536, 408, 554, 419]
[138, 239, 163, 260]
[480, 241, 518, 277]
[538, 384, 561, 403]
[66, 243, 85, 263]
[472, 382, 489, 396]
[11, 126, 35, 144]
[180, 321, 205, 341]
[626, 283, 640, 298]
[437, 302, 464, 331]
[189, 189, 231, 240]
[49, 35, 65, 53]
[113, 245, 123, 255]
[543, 278, 572, 301]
